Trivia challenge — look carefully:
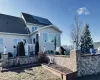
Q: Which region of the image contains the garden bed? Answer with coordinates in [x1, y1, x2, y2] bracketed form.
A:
[42, 64, 76, 80]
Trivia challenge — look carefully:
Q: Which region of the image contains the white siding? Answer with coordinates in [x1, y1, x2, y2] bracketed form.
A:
[26, 24, 42, 33]
[0, 34, 30, 53]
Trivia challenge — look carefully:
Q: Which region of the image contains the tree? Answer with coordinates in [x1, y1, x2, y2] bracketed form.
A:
[35, 41, 39, 55]
[54, 36, 56, 50]
[70, 15, 82, 49]
[17, 42, 25, 56]
[80, 24, 94, 53]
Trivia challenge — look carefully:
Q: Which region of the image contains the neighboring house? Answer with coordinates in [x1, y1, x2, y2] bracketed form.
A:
[0, 12, 62, 54]
[93, 42, 100, 52]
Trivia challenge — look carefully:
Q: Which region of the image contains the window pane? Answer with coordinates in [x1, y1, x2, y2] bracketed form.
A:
[48, 33, 54, 42]
[0, 38, 3, 45]
[32, 27, 37, 32]
[55, 34, 59, 42]
[35, 27, 37, 30]
[14, 39, 22, 45]
[32, 27, 35, 32]
[43, 33, 48, 42]
[14, 39, 17, 45]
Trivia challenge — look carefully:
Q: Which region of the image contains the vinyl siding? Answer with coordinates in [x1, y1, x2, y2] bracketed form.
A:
[0, 33, 30, 53]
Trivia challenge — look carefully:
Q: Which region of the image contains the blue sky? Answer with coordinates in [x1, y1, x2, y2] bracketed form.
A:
[0, 0, 100, 45]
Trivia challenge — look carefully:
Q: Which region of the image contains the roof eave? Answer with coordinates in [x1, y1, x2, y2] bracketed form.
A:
[0, 32, 30, 36]
[31, 25, 62, 35]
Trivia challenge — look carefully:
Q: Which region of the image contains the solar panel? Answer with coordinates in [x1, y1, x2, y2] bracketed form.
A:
[33, 15, 52, 25]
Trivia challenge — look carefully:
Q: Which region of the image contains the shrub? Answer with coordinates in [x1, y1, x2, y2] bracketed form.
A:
[0, 53, 1, 59]
[54, 37, 56, 50]
[17, 42, 25, 56]
[8, 52, 13, 57]
[38, 52, 49, 63]
[35, 41, 39, 55]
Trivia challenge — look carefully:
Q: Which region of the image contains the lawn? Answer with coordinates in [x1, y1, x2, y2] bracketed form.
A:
[0, 66, 62, 80]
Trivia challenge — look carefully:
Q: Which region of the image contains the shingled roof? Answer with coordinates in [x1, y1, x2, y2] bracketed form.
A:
[22, 12, 52, 26]
[0, 13, 28, 34]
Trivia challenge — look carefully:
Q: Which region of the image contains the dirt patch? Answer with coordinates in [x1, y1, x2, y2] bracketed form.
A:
[46, 64, 73, 74]
[0, 66, 62, 80]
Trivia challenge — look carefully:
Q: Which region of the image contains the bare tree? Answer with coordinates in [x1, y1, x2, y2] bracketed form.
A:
[70, 15, 82, 49]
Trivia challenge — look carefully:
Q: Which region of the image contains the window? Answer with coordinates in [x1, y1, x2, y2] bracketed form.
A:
[33, 38, 35, 44]
[48, 33, 59, 43]
[14, 39, 21, 45]
[32, 27, 37, 32]
[48, 33, 55, 42]
[0, 38, 3, 45]
[55, 34, 59, 43]
[43, 32, 48, 42]
[42, 33, 59, 43]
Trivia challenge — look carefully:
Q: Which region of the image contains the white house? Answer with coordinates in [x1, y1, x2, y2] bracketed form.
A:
[0, 12, 62, 54]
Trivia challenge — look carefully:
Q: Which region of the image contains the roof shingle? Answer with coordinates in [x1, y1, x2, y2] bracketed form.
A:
[22, 12, 52, 26]
[0, 13, 28, 34]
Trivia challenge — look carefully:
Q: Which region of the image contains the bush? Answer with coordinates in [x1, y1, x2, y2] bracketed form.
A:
[38, 52, 49, 63]
[8, 52, 13, 57]
[35, 41, 39, 55]
[0, 53, 1, 59]
[17, 42, 25, 56]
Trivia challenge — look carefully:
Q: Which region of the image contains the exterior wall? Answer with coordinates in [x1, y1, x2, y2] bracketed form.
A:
[47, 50, 77, 72]
[47, 50, 100, 77]
[26, 23, 43, 33]
[31, 32, 38, 44]
[39, 27, 61, 51]
[77, 54, 100, 76]
[30, 32, 39, 51]
[0, 33, 30, 53]
[0, 54, 37, 67]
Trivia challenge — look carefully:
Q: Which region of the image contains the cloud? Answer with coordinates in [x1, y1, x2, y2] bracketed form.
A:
[77, 7, 89, 15]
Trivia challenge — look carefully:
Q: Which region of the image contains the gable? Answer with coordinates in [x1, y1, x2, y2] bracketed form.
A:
[38, 25, 62, 33]
[21, 12, 52, 26]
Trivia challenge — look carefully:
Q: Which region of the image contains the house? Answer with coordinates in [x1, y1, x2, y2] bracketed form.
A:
[0, 12, 62, 54]
[93, 42, 100, 52]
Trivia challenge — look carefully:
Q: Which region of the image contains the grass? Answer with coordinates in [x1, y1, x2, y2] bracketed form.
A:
[0, 66, 62, 80]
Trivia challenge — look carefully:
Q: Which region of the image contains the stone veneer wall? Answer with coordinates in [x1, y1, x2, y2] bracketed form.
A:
[47, 50, 78, 72]
[77, 54, 100, 76]
[1, 56, 37, 67]
[47, 50, 100, 77]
